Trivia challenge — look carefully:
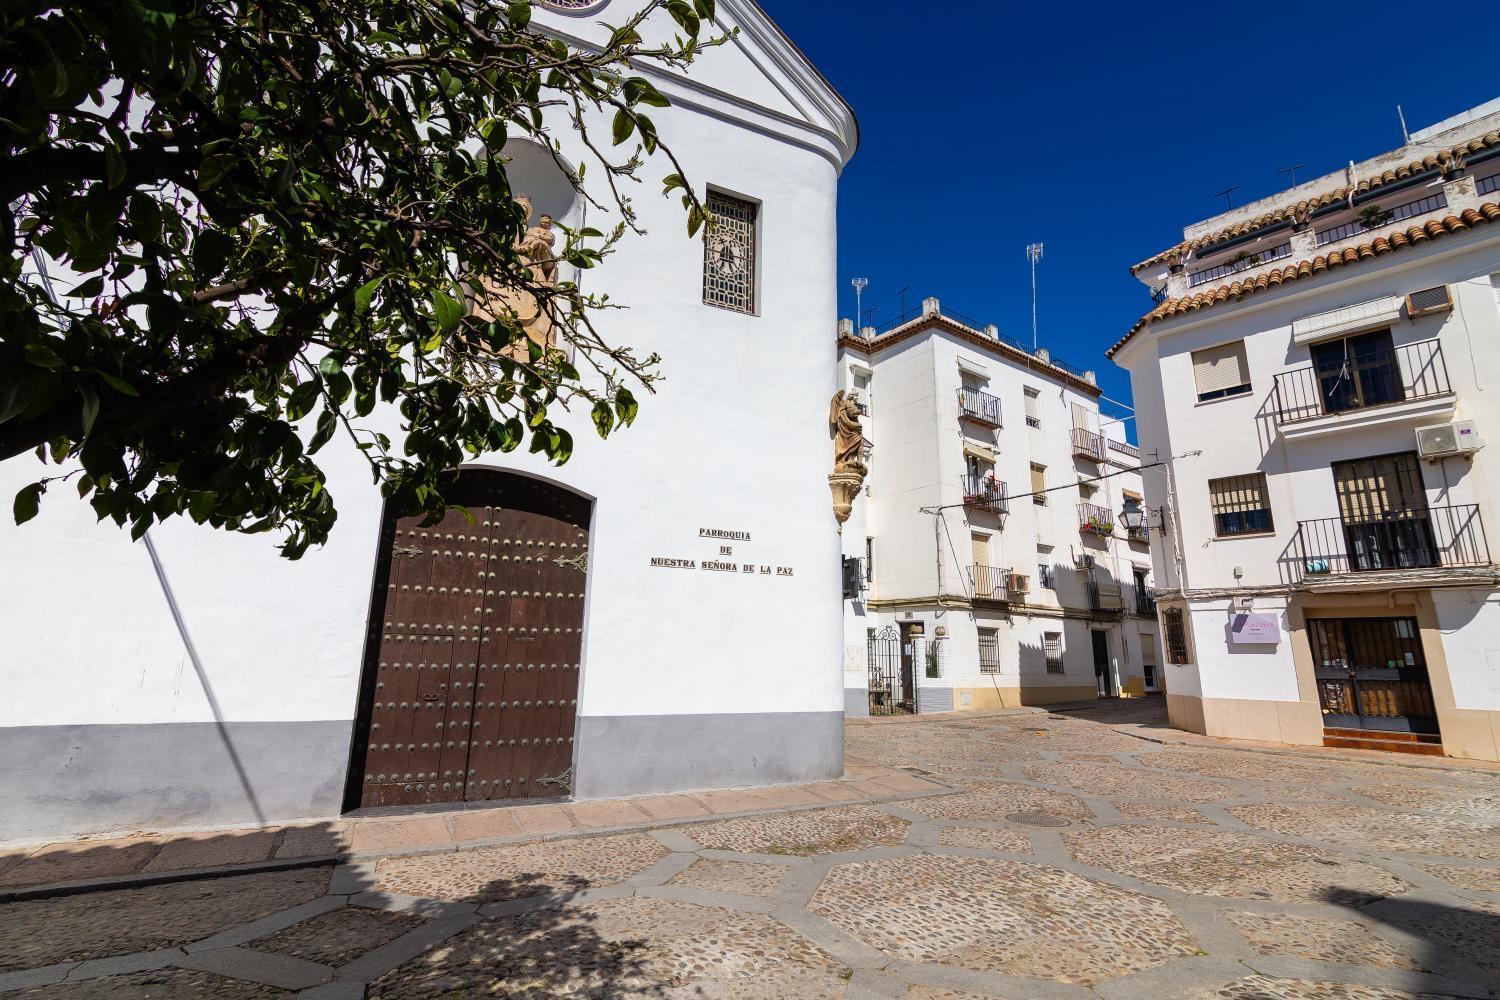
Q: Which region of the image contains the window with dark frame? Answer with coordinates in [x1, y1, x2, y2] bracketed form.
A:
[1208, 473, 1274, 537]
[702, 190, 757, 314]
[1037, 545, 1056, 590]
[1164, 608, 1190, 664]
[865, 536, 874, 583]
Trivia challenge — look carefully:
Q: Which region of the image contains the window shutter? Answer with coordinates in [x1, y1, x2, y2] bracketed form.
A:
[1030, 464, 1046, 494]
[1192, 342, 1249, 397]
[1024, 389, 1040, 420]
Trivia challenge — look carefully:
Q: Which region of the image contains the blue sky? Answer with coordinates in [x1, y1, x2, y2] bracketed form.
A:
[757, 1, 1498, 425]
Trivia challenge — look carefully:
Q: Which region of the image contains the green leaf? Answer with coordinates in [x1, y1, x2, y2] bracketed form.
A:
[286, 380, 322, 421]
[14, 483, 43, 524]
[591, 400, 614, 439]
[24, 343, 64, 369]
[90, 370, 140, 396]
[611, 109, 635, 146]
[319, 355, 344, 377]
[80, 386, 100, 436]
[431, 290, 463, 333]
[67, 276, 104, 299]
[354, 274, 387, 313]
[188, 491, 216, 523]
[308, 410, 337, 453]
[104, 145, 127, 189]
[615, 386, 639, 426]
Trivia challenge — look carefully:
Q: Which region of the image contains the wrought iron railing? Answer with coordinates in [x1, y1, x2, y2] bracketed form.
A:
[1071, 427, 1107, 462]
[1135, 587, 1156, 616]
[1187, 241, 1294, 287]
[1315, 192, 1448, 247]
[971, 563, 1012, 603]
[962, 475, 1009, 514]
[1127, 526, 1150, 544]
[1271, 339, 1452, 426]
[1109, 438, 1141, 460]
[1290, 505, 1489, 580]
[1078, 502, 1115, 537]
[958, 387, 1002, 426]
[1478, 173, 1500, 196]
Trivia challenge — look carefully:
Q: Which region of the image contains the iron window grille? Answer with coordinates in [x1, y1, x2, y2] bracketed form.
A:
[1164, 608, 1190, 664]
[1209, 473, 1274, 537]
[1043, 632, 1064, 674]
[702, 191, 757, 314]
[978, 629, 1001, 674]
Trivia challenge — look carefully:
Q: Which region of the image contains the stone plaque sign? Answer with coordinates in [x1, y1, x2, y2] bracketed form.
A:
[1230, 613, 1280, 645]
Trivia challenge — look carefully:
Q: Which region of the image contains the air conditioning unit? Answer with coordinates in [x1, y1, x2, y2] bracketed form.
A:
[1009, 573, 1031, 595]
[1405, 285, 1453, 319]
[1073, 552, 1095, 570]
[1416, 421, 1482, 460]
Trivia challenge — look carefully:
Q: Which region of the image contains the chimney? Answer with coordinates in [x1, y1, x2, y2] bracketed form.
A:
[838, 318, 854, 337]
[922, 296, 940, 316]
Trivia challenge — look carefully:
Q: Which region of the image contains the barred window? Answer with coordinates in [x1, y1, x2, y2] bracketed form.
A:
[1043, 631, 1064, 674]
[978, 628, 1000, 674]
[703, 190, 757, 314]
[1024, 387, 1041, 428]
[1208, 473, 1274, 537]
[1164, 608, 1190, 664]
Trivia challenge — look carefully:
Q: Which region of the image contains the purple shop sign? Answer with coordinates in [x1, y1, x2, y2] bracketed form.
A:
[1230, 613, 1280, 645]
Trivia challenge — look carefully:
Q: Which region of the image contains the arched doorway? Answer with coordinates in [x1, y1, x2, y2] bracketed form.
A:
[347, 470, 590, 808]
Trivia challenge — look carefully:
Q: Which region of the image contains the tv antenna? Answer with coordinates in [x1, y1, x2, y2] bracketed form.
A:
[1397, 104, 1410, 144]
[1025, 242, 1043, 351]
[897, 285, 910, 319]
[1215, 186, 1240, 210]
[850, 277, 868, 331]
[1278, 162, 1309, 187]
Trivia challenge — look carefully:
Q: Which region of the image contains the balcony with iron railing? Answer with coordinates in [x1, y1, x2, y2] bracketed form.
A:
[1071, 427, 1107, 462]
[971, 564, 1012, 604]
[1135, 587, 1156, 616]
[958, 387, 1002, 427]
[1289, 505, 1490, 583]
[962, 474, 1009, 515]
[1078, 502, 1115, 538]
[1126, 525, 1150, 544]
[1109, 438, 1141, 461]
[1271, 339, 1454, 428]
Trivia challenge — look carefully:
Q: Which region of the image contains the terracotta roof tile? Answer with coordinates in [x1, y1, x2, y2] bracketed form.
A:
[1108, 202, 1500, 358]
[1129, 130, 1500, 274]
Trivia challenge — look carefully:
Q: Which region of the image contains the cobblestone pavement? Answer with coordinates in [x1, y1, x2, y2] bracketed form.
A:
[4, 704, 1500, 998]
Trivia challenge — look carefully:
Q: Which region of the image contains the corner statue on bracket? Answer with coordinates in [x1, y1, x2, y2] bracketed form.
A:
[828, 390, 867, 529]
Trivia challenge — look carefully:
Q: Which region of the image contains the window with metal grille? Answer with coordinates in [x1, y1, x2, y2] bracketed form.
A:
[978, 628, 1000, 674]
[1037, 545, 1055, 589]
[702, 191, 757, 313]
[1031, 463, 1047, 506]
[1164, 608, 1189, 664]
[1192, 341, 1251, 402]
[1024, 387, 1041, 428]
[1208, 473, 1274, 537]
[1043, 632, 1064, 674]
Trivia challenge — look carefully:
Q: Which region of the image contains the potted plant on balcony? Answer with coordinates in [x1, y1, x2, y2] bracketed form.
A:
[1083, 514, 1114, 536]
[1358, 204, 1394, 231]
[1227, 250, 1262, 271]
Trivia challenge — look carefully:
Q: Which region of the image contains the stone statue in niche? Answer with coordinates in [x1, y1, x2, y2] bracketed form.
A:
[468, 193, 559, 360]
[827, 390, 867, 528]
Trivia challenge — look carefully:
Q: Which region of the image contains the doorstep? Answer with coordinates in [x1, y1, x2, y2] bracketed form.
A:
[1323, 727, 1446, 756]
[0, 764, 951, 900]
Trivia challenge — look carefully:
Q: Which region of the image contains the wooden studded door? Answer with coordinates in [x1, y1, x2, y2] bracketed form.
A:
[353, 471, 589, 808]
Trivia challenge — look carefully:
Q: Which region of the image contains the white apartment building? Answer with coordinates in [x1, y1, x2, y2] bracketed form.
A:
[0, 0, 857, 843]
[838, 299, 1161, 717]
[1112, 99, 1500, 760]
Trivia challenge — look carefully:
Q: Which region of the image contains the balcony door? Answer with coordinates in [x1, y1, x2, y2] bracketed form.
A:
[1311, 328, 1403, 415]
[1332, 452, 1436, 571]
[1310, 617, 1437, 734]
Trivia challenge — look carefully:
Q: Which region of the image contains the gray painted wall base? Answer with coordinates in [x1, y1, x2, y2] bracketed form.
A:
[0, 721, 351, 844]
[844, 688, 870, 718]
[573, 711, 843, 800]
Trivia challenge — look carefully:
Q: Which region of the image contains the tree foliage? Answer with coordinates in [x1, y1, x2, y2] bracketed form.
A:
[1, 0, 719, 556]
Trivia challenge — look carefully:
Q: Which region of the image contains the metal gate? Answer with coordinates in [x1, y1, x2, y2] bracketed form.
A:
[351, 470, 589, 808]
[867, 625, 916, 716]
[1310, 616, 1438, 734]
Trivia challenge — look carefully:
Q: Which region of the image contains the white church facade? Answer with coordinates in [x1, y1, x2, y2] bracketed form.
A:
[0, 0, 858, 843]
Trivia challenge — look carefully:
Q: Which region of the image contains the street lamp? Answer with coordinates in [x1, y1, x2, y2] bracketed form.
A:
[1118, 496, 1148, 532]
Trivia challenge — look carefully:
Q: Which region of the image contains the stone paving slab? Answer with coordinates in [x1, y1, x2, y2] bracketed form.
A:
[4, 709, 1499, 999]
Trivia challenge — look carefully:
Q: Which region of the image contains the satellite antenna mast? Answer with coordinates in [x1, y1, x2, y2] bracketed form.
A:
[850, 277, 868, 332]
[1025, 242, 1043, 352]
[1278, 162, 1309, 187]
